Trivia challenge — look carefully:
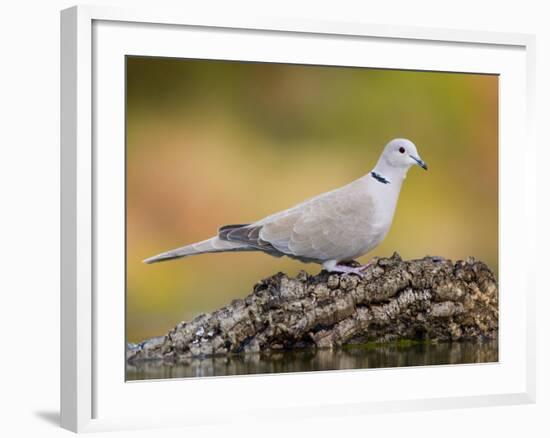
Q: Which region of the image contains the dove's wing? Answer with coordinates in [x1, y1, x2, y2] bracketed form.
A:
[224, 178, 381, 263]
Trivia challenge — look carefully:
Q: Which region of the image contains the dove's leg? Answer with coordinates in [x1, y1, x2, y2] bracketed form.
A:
[323, 260, 373, 278]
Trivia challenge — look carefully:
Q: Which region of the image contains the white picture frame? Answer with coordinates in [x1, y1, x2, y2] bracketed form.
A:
[60, 4, 536, 433]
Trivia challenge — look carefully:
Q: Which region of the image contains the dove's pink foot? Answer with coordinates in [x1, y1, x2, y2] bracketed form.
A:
[329, 262, 372, 278]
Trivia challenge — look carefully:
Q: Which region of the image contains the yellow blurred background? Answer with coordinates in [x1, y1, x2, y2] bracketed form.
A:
[126, 56, 498, 343]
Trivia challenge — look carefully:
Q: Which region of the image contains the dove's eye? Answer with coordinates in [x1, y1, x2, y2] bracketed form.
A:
[399, 147, 405, 154]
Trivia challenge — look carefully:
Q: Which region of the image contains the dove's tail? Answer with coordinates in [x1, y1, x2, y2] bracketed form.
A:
[143, 236, 255, 264]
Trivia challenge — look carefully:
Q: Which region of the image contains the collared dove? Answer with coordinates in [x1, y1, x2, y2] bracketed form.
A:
[144, 138, 427, 276]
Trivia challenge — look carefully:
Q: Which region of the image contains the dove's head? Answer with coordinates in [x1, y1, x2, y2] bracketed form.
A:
[380, 138, 428, 171]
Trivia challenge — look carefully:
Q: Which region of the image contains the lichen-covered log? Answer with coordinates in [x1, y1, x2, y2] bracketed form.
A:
[127, 253, 498, 364]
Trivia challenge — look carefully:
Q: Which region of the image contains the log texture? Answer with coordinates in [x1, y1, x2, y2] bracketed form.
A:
[127, 253, 498, 364]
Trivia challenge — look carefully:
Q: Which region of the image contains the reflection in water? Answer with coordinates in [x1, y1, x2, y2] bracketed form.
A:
[126, 340, 498, 381]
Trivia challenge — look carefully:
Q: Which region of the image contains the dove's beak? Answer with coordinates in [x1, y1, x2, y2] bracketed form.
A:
[410, 155, 428, 170]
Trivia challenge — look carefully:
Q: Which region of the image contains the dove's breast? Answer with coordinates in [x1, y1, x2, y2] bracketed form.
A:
[341, 176, 402, 260]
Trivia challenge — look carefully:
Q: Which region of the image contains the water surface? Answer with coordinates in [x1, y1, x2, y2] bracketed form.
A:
[126, 340, 498, 381]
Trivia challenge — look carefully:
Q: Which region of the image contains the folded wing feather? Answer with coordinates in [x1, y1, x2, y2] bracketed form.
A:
[218, 179, 376, 263]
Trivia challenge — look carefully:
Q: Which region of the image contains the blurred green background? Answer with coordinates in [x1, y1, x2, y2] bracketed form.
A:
[126, 56, 498, 343]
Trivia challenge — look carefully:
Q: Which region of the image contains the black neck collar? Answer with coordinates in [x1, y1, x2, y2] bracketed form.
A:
[371, 171, 390, 184]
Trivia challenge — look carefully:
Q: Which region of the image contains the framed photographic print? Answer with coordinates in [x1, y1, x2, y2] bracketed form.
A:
[61, 5, 536, 433]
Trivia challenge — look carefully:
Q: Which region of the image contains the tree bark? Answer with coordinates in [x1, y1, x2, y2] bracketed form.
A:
[127, 253, 498, 364]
